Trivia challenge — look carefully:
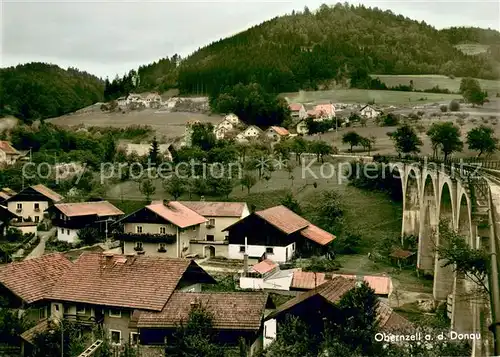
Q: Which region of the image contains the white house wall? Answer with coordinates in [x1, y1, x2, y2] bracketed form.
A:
[228, 243, 295, 263]
[263, 319, 277, 349]
[57, 227, 79, 243]
[8, 200, 48, 222]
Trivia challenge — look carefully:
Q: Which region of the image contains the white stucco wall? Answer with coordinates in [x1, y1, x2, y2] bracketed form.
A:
[228, 243, 294, 263]
[240, 275, 291, 291]
[8, 200, 48, 222]
[263, 319, 277, 349]
[57, 226, 79, 243]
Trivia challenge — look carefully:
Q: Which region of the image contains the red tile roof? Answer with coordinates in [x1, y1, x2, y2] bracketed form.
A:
[31, 184, 64, 202]
[307, 109, 320, 118]
[252, 259, 278, 274]
[291, 270, 327, 290]
[180, 201, 247, 217]
[137, 292, 269, 330]
[0, 141, 19, 155]
[53, 201, 124, 218]
[363, 275, 392, 296]
[20, 319, 50, 345]
[269, 126, 290, 136]
[289, 103, 304, 112]
[314, 104, 335, 115]
[255, 206, 334, 246]
[146, 201, 207, 228]
[48, 253, 202, 311]
[255, 205, 309, 234]
[377, 301, 413, 331]
[0, 253, 72, 304]
[300, 224, 335, 245]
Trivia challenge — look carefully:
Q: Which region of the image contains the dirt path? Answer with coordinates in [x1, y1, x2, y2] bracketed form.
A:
[24, 228, 56, 260]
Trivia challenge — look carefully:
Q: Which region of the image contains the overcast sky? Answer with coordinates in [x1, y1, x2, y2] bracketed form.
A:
[1, 0, 499, 79]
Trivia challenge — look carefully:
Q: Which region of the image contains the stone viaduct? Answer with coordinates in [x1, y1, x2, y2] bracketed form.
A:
[391, 158, 498, 356]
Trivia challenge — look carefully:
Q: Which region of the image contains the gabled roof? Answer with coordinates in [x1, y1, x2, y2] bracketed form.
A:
[0, 253, 72, 304]
[12, 184, 65, 203]
[267, 277, 411, 330]
[48, 253, 212, 311]
[0, 141, 19, 155]
[255, 205, 309, 234]
[289, 103, 304, 111]
[137, 291, 272, 331]
[180, 201, 247, 217]
[268, 126, 290, 136]
[291, 270, 327, 290]
[223, 205, 335, 246]
[251, 259, 278, 274]
[307, 109, 320, 118]
[51, 201, 124, 218]
[243, 125, 263, 135]
[266, 276, 355, 320]
[146, 201, 207, 228]
[314, 104, 335, 115]
[360, 104, 379, 112]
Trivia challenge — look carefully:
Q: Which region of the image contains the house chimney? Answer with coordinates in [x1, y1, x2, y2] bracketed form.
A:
[243, 237, 249, 276]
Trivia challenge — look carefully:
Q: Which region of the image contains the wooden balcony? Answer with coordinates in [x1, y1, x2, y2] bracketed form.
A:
[64, 314, 103, 326]
[116, 232, 176, 244]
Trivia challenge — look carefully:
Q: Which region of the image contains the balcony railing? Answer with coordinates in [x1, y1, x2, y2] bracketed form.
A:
[117, 232, 176, 244]
[64, 314, 104, 325]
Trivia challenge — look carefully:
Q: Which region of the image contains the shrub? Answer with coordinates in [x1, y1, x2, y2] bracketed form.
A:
[417, 110, 425, 117]
[449, 100, 460, 112]
[332, 232, 362, 254]
[440, 105, 448, 113]
[303, 256, 340, 272]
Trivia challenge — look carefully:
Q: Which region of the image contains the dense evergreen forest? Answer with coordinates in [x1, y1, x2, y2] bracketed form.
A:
[174, 4, 500, 96]
[0, 63, 104, 122]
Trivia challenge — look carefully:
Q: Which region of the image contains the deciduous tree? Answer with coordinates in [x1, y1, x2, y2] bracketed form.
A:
[466, 125, 498, 157]
[426, 122, 463, 160]
[390, 124, 423, 154]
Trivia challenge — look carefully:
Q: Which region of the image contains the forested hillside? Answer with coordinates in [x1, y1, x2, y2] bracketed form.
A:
[174, 4, 499, 96]
[0, 63, 104, 122]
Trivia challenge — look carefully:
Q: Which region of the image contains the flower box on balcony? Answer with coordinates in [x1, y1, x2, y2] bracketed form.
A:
[206, 224, 215, 229]
[134, 246, 143, 252]
[157, 248, 167, 253]
[118, 232, 176, 244]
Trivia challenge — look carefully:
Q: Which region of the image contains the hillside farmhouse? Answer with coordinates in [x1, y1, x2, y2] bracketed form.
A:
[360, 104, 381, 118]
[289, 103, 307, 120]
[236, 125, 264, 143]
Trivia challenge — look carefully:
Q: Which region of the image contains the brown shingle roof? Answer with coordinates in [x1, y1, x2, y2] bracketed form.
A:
[31, 184, 64, 202]
[300, 224, 335, 245]
[146, 201, 207, 228]
[376, 301, 413, 331]
[180, 201, 247, 217]
[267, 276, 356, 319]
[137, 292, 269, 330]
[291, 270, 327, 290]
[20, 319, 50, 345]
[0, 141, 19, 155]
[0, 253, 72, 304]
[53, 201, 124, 218]
[255, 205, 309, 234]
[48, 253, 199, 311]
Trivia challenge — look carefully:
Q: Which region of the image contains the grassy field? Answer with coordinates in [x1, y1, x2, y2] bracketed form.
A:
[371, 74, 500, 96]
[48, 109, 221, 139]
[282, 88, 460, 106]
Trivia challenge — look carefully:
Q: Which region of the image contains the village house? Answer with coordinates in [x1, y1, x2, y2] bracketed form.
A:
[126, 93, 144, 105]
[145, 92, 162, 108]
[224, 113, 241, 125]
[0, 141, 21, 165]
[240, 259, 295, 291]
[289, 103, 307, 120]
[263, 276, 411, 349]
[296, 120, 309, 135]
[5, 184, 63, 223]
[136, 291, 274, 355]
[116, 96, 127, 107]
[35, 253, 215, 348]
[46, 201, 124, 243]
[116, 200, 207, 258]
[180, 201, 249, 258]
[236, 125, 264, 143]
[360, 104, 381, 119]
[213, 118, 235, 140]
[314, 103, 336, 121]
[223, 205, 335, 263]
[265, 126, 290, 142]
[0, 253, 73, 325]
